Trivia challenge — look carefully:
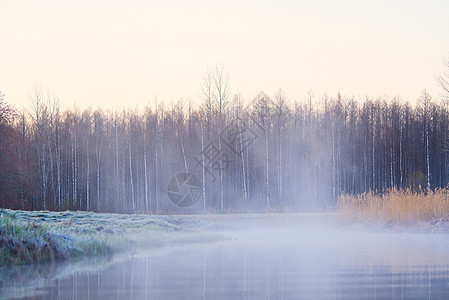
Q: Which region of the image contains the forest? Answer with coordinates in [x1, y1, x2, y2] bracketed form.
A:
[1, 69, 449, 214]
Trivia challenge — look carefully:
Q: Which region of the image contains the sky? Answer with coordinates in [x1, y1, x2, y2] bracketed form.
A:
[1, 0, 449, 110]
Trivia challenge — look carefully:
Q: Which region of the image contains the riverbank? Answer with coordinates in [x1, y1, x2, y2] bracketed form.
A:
[0, 209, 222, 265]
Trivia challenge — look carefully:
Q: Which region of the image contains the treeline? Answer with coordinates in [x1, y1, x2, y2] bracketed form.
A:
[0, 88, 448, 213]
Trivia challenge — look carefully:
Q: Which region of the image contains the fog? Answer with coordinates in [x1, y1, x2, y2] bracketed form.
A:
[2, 216, 449, 299]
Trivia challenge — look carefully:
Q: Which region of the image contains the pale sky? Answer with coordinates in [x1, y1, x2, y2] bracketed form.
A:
[1, 0, 449, 110]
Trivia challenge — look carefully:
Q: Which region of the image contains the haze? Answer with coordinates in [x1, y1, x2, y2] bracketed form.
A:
[1, 0, 449, 109]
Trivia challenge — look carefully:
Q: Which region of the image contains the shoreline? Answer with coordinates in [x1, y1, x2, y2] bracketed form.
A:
[0, 209, 222, 266]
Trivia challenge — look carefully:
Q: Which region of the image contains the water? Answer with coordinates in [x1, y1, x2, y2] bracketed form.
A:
[2, 223, 449, 299]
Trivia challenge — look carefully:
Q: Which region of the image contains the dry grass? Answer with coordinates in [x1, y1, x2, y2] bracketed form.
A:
[338, 188, 449, 225]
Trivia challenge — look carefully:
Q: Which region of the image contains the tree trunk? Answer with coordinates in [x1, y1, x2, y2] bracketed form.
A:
[143, 125, 149, 213]
[96, 137, 103, 212]
[86, 134, 90, 211]
[201, 125, 207, 212]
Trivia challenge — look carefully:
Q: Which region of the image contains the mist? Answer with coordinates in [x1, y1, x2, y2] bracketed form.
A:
[3, 212, 449, 299]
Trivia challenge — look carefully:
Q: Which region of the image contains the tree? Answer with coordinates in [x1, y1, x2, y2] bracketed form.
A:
[437, 55, 449, 100]
[5, 83, 449, 214]
[0, 92, 20, 208]
[0, 91, 16, 124]
[419, 89, 432, 189]
[273, 89, 289, 208]
[93, 111, 104, 211]
[201, 65, 230, 212]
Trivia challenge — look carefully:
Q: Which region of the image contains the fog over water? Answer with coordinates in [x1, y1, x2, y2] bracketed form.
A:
[2, 216, 449, 299]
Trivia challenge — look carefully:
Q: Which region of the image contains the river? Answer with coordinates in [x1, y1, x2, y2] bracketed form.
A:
[2, 219, 449, 299]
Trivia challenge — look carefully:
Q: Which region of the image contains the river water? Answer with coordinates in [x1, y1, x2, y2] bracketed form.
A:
[2, 222, 449, 299]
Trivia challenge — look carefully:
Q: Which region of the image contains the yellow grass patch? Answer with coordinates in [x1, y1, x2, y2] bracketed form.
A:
[338, 188, 449, 224]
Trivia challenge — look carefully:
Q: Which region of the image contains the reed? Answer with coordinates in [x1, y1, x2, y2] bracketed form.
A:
[338, 188, 449, 225]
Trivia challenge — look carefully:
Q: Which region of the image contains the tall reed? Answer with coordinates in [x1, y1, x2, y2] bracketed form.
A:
[338, 188, 449, 224]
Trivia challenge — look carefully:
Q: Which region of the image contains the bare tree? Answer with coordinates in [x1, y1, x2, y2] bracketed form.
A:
[419, 89, 432, 189]
[0, 91, 16, 124]
[201, 65, 230, 212]
[94, 111, 104, 211]
[273, 89, 289, 207]
[31, 88, 53, 210]
[213, 65, 230, 213]
[212, 64, 230, 116]
[437, 55, 449, 100]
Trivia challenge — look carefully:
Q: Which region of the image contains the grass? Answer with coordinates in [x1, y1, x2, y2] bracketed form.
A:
[0, 209, 222, 266]
[338, 188, 449, 228]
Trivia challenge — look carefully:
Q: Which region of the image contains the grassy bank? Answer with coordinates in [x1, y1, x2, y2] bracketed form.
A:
[338, 188, 449, 230]
[0, 209, 221, 265]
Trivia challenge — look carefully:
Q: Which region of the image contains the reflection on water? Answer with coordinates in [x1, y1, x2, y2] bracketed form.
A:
[0, 256, 113, 300]
[2, 227, 449, 299]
